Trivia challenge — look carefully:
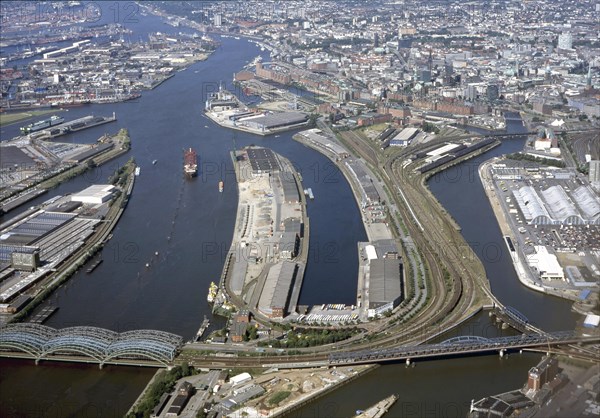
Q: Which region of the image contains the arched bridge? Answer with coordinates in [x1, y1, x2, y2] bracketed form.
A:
[329, 331, 597, 365]
[442, 335, 491, 345]
[0, 324, 183, 368]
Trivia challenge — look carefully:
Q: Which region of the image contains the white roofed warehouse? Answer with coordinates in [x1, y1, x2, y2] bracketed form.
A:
[512, 184, 600, 225]
[71, 185, 116, 205]
[526, 246, 565, 281]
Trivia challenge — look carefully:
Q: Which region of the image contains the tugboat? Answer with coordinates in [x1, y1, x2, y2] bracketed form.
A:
[218, 180, 224, 192]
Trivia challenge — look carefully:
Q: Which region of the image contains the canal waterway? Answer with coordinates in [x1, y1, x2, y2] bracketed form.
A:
[0, 8, 579, 417]
[427, 118, 577, 332]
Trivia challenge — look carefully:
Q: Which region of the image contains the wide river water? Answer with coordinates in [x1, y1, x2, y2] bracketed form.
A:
[0, 10, 578, 418]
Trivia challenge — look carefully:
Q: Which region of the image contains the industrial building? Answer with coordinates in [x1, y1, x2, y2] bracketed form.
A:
[0, 209, 100, 302]
[389, 127, 419, 147]
[237, 112, 308, 133]
[512, 185, 600, 225]
[345, 158, 380, 207]
[526, 246, 565, 281]
[278, 231, 299, 259]
[282, 217, 302, 236]
[245, 147, 281, 175]
[590, 160, 600, 187]
[165, 381, 194, 417]
[528, 356, 559, 391]
[364, 239, 403, 317]
[276, 172, 300, 203]
[258, 261, 298, 318]
[368, 258, 403, 317]
[295, 129, 350, 160]
[71, 184, 116, 205]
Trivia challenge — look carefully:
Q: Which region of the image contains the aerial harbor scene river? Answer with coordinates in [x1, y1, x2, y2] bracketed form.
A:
[1, 2, 598, 418]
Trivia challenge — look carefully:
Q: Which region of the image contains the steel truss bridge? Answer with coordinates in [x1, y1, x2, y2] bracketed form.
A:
[0, 324, 183, 367]
[329, 331, 597, 365]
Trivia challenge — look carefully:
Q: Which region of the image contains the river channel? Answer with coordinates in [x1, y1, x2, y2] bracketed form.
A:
[0, 11, 578, 418]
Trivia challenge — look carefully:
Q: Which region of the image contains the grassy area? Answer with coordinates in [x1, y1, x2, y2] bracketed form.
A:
[268, 391, 291, 406]
[0, 109, 62, 127]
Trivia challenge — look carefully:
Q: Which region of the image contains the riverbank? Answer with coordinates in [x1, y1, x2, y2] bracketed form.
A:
[9, 160, 137, 323]
[0, 129, 130, 211]
[270, 364, 378, 417]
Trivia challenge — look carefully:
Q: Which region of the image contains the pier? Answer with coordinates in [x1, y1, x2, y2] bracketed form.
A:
[28, 113, 117, 141]
[194, 316, 210, 342]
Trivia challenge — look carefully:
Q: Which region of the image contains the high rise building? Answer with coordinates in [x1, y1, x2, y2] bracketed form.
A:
[486, 84, 499, 102]
[214, 14, 222, 27]
[558, 33, 572, 50]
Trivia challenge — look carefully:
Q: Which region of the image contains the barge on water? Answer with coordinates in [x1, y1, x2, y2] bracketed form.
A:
[86, 258, 103, 274]
[29, 306, 59, 324]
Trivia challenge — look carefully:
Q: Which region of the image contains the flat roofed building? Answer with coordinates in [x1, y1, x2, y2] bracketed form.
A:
[258, 261, 297, 318]
[246, 147, 281, 174]
[279, 231, 299, 260]
[10, 247, 40, 271]
[365, 245, 378, 260]
[277, 172, 300, 203]
[282, 218, 302, 237]
[368, 258, 403, 317]
[71, 184, 115, 205]
[526, 246, 564, 281]
[240, 112, 308, 132]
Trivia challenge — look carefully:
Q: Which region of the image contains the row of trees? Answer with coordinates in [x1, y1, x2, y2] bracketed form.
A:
[258, 328, 359, 348]
[506, 152, 566, 168]
[127, 364, 195, 418]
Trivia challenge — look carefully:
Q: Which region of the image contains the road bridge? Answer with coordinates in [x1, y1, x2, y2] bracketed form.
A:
[0, 323, 183, 368]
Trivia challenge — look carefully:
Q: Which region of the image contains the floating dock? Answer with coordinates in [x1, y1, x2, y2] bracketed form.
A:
[194, 316, 210, 342]
[29, 306, 59, 324]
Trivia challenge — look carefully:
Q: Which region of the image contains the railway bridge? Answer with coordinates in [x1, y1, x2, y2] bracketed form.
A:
[0, 323, 183, 368]
[328, 331, 597, 366]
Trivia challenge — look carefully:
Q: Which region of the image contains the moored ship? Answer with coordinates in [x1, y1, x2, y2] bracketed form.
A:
[219, 180, 224, 192]
[207, 281, 218, 303]
[184, 148, 198, 177]
[20, 115, 65, 134]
